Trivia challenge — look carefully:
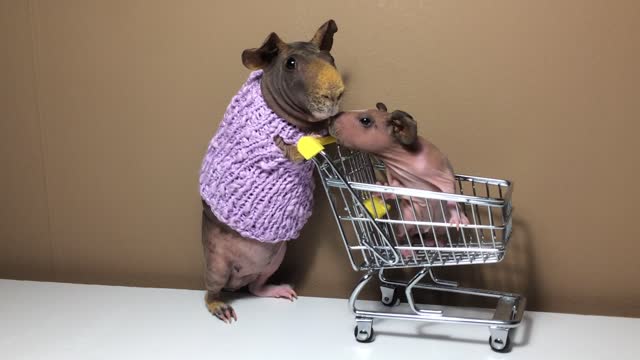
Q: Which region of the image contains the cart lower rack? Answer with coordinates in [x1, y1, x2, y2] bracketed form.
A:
[297, 136, 525, 352]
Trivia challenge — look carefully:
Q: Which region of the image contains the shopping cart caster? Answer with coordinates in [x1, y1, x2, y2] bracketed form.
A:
[354, 318, 375, 343]
[489, 327, 511, 352]
[380, 285, 400, 307]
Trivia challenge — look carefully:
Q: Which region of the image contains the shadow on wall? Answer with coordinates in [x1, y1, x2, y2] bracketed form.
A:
[401, 217, 537, 310]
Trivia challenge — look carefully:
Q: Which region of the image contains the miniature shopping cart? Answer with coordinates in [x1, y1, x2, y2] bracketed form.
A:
[297, 136, 526, 352]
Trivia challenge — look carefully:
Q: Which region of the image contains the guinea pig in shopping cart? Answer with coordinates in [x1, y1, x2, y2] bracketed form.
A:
[199, 20, 344, 323]
[328, 103, 469, 246]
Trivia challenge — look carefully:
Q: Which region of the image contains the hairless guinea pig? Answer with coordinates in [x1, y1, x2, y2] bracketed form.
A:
[199, 20, 344, 323]
[328, 103, 469, 246]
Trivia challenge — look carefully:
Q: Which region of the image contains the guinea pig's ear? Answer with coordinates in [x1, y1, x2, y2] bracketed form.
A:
[389, 110, 418, 146]
[376, 102, 388, 112]
[310, 20, 338, 51]
[242, 32, 285, 70]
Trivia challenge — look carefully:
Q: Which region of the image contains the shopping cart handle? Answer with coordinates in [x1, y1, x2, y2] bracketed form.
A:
[296, 136, 336, 160]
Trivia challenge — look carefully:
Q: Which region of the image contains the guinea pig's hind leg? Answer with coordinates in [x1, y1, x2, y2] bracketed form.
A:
[202, 203, 237, 323]
[203, 245, 236, 323]
[248, 243, 298, 301]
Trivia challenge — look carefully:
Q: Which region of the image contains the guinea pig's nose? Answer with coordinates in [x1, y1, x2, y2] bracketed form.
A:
[322, 89, 344, 103]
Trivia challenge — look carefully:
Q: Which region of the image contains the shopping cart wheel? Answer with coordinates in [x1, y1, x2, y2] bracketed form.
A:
[380, 285, 400, 307]
[354, 326, 374, 343]
[354, 318, 374, 343]
[489, 334, 511, 353]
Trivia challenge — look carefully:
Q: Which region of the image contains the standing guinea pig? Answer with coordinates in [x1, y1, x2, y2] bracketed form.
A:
[199, 20, 344, 323]
[328, 103, 469, 243]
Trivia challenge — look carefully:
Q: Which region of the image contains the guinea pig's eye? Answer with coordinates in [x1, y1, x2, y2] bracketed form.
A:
[285, 57, 296, 70]
[359, 117, 373, 127]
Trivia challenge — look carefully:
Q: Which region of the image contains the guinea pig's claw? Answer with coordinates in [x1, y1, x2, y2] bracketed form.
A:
[273, 285, 298, 302]
[208, 301, 237, 323]
[287, 288, 299, 301]
[283, 286, 298, 301]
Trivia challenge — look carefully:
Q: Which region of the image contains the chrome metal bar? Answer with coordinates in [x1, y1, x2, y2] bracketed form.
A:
[339, 179, 374, 268]
[405, 268, 443, 315]
[324, 180, 505, 207]
[429, 269, 459, 287]
[439, 200, 456, 263]
[410, 197, 430, 265]
[318, 152, 374, 269]
[488, 205, 498, 249]
[349, 271, 375, 314]
[455, 203, 472, 261]
[374, 271, 518, 297]
[352, 270, 526, 328]
[455, 174, 511, 187]
[470, 203, 483, 260]
[353, 307, 524, 328]
[406, 197, 420, 263]
[321, 154, 400, 266]
[381, 193, 405, 266]
[337, 216, 504, 231]
[393, 194, 413, 264]
[315, 157, 359, 271]
[351, 245, 500, 253]
[424, 198, 443, 264]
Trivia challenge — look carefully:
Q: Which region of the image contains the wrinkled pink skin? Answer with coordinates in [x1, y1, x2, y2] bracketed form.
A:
[329, 108, 469, 256]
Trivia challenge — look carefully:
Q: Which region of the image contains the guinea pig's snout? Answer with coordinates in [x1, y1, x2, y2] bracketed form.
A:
[310, 98, 341, 120]
[327, 114, 341, 138]
[308, 63, 345, 120]
[326, 92, 344, 118]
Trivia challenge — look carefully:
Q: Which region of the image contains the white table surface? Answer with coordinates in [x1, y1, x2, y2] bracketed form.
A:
[1, 279, 637, 360]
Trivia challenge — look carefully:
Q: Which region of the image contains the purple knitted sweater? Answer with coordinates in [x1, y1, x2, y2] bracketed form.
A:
[199, 70, 315, 242]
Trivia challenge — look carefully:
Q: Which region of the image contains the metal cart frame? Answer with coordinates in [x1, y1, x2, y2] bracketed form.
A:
[301, 138, 525, 352]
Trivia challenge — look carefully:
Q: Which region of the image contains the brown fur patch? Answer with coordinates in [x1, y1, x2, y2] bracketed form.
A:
[308, 60, 344, 94]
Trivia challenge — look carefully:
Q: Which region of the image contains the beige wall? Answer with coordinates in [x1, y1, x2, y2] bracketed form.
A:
[1, 0, 639, 317]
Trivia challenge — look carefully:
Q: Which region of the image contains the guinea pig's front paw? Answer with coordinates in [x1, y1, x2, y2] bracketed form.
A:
[206, 299, 237, 324]
[249, 284, 298, 301]
[273, 135, 305, 163]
